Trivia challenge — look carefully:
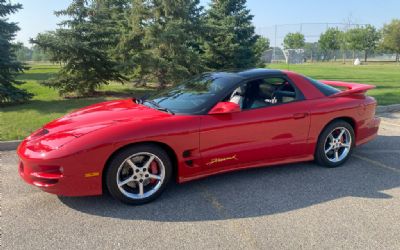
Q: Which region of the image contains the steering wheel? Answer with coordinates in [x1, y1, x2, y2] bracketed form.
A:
[271, 83, 286, 102]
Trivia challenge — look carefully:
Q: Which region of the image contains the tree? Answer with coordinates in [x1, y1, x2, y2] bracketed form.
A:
[345, 27, 363, 60]
[346, 25, 380, 62]
[318, 28, 341, 61]
[31, 0, 126, 96]
[120, 0, 205, 88]
[283, 32, 305, 49]
[95, 0, 131, 62]
[15, 43, 32, 62]
[359, 25, 380, 62]
[203, 0, 260, 70]
[253, 37, 270, 67]
[303, 42, 321, 62]
[116, 0, 150, 85]
[0, 0, 32, 104]
[15, 44, 51, 62]
[381, 19, 400, 62]
[31, 45, 51, 61]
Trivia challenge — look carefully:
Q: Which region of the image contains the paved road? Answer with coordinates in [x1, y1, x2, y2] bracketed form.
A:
[2, 113, 400, 250]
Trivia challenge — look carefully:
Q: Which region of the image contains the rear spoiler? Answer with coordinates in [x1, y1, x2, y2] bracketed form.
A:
[320, 80, 375, 97]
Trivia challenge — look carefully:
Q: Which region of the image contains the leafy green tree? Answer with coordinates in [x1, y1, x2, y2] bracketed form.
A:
[360, 25, 380, 62]
[253, 37, 270, 67]
[15, 43, 32, 62]
[95, 0, 131, 62]
[346, 25, 380, 62]
[283, 32, 305, 49]
[121, 0, 205, 88]
[31, 45, 50, 61]
[116, 0, 153, 86]
[203, 0, 260, 70]
[381, 19, 400, 62]
[0, 0, 32, 104]
[318, 28, 341, 61]
[31, 0, 126, 96]
[345, 27, 363, 60]
[303, 42, 321, 62]
[16, 44, 52, 62]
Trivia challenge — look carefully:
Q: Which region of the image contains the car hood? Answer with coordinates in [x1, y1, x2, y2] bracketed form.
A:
[24, 99, 170, 151]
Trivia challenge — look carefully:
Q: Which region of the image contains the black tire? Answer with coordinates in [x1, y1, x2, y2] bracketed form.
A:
[105, 144, 172, 205]
[314, 120, 355, 168]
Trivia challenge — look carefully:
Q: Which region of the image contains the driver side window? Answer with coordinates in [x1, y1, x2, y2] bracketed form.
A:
[227, 76, 300, 110]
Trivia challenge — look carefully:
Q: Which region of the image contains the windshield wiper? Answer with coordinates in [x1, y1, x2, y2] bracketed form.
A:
[144, 100, 175, 115]
[135, 93, 151, 104]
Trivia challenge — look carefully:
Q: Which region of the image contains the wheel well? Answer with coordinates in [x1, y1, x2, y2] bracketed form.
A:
[329, 117, 356, 134]
[318, 116, 356, 142]
[315, 117, 356, 151]
[102, 141, 178, 193]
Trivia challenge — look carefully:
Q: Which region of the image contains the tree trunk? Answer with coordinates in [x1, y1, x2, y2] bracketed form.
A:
[87, 85, 96, 97]
[342, 51, 346, 64]
[352, 51, 355, 61]
[157, 70, 167, 89]
[134, 79, 147, 88]
[396, 52, 399, 62]
[364, 50, 368, 62]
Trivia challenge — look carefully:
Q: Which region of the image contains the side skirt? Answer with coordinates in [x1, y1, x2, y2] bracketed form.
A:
[177, 154, 314, 183]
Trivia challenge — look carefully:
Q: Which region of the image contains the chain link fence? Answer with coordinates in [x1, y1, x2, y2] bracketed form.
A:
[256, 23, 398, 64]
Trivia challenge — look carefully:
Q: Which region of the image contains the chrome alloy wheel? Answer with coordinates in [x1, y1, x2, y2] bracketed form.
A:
[324, 127, 352, 163]
[116, 152, 165, 199]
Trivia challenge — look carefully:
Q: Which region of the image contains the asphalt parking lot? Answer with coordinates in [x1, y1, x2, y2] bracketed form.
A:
[2, 112, 400, 250]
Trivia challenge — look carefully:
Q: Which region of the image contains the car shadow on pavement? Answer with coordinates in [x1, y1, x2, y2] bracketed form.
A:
[59, 135, 400, 222]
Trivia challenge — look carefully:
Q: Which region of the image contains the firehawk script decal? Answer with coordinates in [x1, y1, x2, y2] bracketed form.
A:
[206, 155, 238, 166]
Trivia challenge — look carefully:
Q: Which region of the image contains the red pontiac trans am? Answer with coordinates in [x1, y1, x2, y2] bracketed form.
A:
[17, 69, 380, 204]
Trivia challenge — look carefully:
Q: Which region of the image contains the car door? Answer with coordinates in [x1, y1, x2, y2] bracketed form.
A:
[199, 76, 311, 170]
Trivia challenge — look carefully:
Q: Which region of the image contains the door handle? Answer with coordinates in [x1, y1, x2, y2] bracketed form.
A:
[293, 113, 308, 119]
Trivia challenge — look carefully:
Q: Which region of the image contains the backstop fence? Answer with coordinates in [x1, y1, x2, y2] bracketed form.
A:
[256, 22, 398, 64]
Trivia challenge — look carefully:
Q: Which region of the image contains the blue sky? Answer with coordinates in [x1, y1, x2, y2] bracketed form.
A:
[9, 0, 400, 47]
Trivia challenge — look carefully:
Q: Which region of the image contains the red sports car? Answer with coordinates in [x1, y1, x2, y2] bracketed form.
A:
[17, 69, 380, 204]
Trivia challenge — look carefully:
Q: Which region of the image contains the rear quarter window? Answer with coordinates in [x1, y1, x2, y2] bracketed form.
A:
[305, 77, 340, 96]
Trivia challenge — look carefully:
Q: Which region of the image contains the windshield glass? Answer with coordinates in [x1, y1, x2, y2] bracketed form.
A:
[146, 73, 240, 114]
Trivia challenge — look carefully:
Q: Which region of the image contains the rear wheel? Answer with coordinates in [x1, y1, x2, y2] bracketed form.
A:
[315, 120, 355, 168]
[106, 144, 172, 205]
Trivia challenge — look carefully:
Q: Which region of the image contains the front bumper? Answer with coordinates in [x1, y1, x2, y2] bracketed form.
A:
[17, 140, 104, 197]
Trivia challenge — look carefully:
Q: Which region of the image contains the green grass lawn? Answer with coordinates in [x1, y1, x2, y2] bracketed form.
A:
[0, 64, 154, 141]
[269, 63, 400, 106]
[1, 62, 399, 141]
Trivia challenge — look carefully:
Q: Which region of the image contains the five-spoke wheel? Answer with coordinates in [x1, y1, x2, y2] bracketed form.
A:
[324, 127, 352, 163]
[116, 152, 165, 199]
[315, 120, 355, 167]
[106, 144, 172, 204]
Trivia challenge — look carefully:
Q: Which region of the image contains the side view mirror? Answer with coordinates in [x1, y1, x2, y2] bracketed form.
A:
[208, 102, 241, 115]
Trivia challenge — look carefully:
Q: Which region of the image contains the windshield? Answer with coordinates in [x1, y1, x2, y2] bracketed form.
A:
[145, 73, 241, 114]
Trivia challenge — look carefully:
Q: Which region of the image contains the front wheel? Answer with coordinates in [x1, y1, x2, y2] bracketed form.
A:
[105, 144, 172, 205]
[315, 120, 355, 168]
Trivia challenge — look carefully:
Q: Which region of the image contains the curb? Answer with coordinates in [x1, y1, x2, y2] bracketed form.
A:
[0, 140, 21, 151]
[1, 104, 400, 151]
[376, 104, 400, 114]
